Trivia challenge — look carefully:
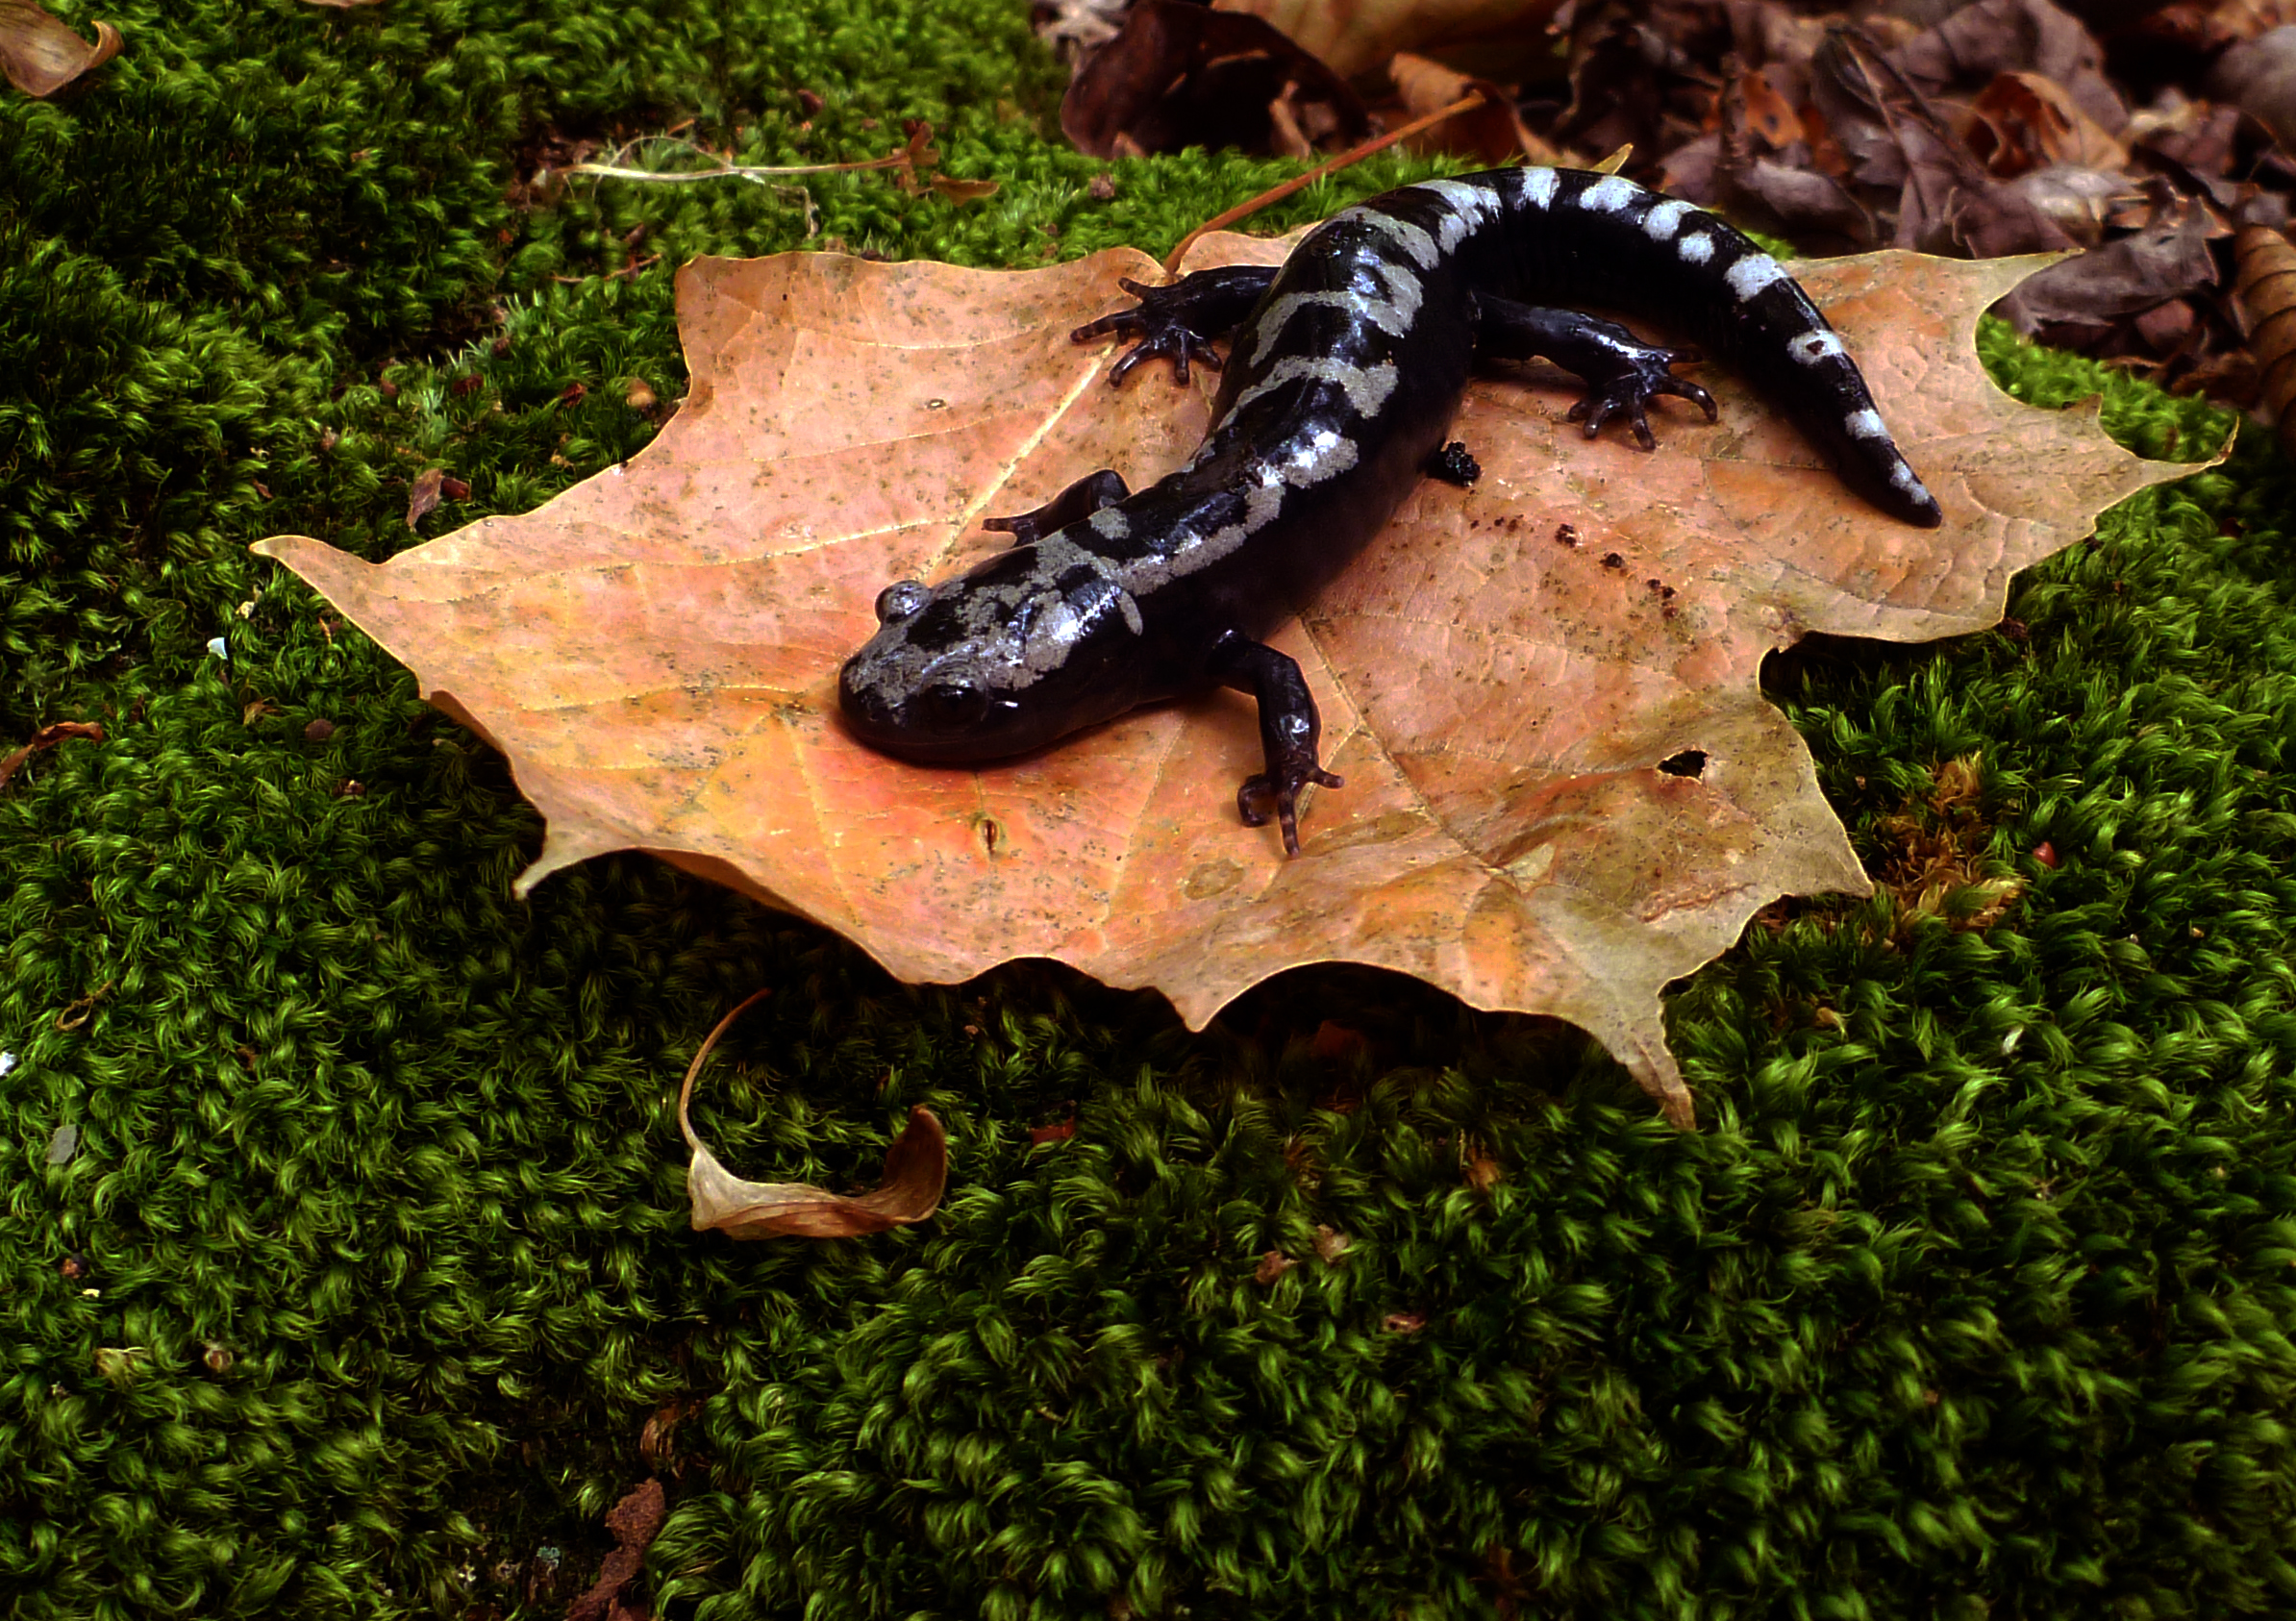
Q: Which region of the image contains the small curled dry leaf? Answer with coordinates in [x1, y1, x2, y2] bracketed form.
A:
[1254, 1250, 1297, 1284]
[679, 989, 947, 1238]
[405, 466, 444, 530]
[1061, 0, 1369, 160]
[639, 1399, 696, 1472]
[1216, 0, 1563, 82]
[0, 0, 119, 97]
[1313, 1224, 1352, 1263]
[2234, 222, 2296, 461]
[1387, 51, 1558, 165]
[0, 719, 103, 792]
[930, 174, 1001, 204]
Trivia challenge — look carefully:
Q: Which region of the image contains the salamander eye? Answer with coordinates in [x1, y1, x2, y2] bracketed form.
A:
[874, 580, 931, 624]
[916, 680, 988, 730]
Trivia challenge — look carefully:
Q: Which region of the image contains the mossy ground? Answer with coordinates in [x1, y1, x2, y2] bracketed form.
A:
[6, 3, 2296, 1617]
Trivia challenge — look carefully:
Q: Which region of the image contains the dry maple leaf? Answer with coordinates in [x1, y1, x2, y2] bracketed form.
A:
[255, 231, 2208, 1126]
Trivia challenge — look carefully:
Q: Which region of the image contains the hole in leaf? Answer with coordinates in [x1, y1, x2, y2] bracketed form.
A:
[1657, 750, 1707, 778]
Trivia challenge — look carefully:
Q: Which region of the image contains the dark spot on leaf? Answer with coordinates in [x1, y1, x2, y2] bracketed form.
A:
[1658, 750, 1706, 778]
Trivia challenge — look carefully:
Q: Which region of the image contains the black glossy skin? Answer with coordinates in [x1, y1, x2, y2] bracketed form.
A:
[838, 167, 1941, 854]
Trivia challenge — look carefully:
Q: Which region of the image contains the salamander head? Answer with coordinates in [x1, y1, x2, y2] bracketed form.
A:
[837, 543, 1146, 764]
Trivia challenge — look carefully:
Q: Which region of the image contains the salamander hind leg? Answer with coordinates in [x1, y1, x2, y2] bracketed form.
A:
[1209, 633, 1343, 858]
[983, 469, 1131, 545]
[1474, 295, 1717, 450]
[1071, 265, 1280, 387]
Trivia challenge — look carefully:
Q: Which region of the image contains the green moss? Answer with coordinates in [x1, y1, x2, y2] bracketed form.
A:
[8, 3, 2296, 1616]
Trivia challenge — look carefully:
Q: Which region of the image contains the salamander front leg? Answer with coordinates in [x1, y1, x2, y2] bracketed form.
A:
[1473, 293, 1717, 449]
[983, 469, 1130, 545]
[1208, 633, 1343, 857]
[1071, 266, 1281, 386]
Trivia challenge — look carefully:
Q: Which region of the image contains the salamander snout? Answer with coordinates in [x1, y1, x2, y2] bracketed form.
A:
[837, 637, 1011, 760]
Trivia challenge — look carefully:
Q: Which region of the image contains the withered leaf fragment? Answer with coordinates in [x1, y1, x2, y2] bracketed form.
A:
[1218, 0, 1564, 82]
[405, 467, 444, 530]
[0, 0, 118, 96]
[676, 991, 946, 1238]
[1387, 51, 1554, 165]
[0, 720, 102, 792]
[1061, 0, 1369, 159]
[1996, 187, 2219, 339]
[565, 1479, 667, 1621]
[2234, 222, 2296, 461]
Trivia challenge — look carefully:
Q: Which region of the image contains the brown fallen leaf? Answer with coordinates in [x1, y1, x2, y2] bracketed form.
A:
[1386, 51, 1556, 165]
[1891, 0, 2127, 137]
[0, 0, 118, 97]
[0, 719, 102, 792]
[1963, 69, 2126, 178]
[1995, 187, 2220, 338]
[405, 466, 444, 530]
[2234, 220, 2296, 460]
[1810, 27, 2080, 261]
[565, 1479, 667, 1621]
[1217, 0, 1562, 83]
[673, 990, 946, 1238]
[1061, 0, 1370, 159]
[929, 173, 1001, 204]
[255, 228, 2209, 1126]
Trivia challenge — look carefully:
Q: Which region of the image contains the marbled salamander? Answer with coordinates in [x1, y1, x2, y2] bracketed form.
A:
[839, 166, 1940, 855]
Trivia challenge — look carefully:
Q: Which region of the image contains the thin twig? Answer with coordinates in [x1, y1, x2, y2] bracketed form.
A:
[1160, 89, 1490, 278]
[565, 155, 911, 185]
[566, 124, 935, 188]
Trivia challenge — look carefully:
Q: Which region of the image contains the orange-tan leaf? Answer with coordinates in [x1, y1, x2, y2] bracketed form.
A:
[256, 233, 2210, 1127]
